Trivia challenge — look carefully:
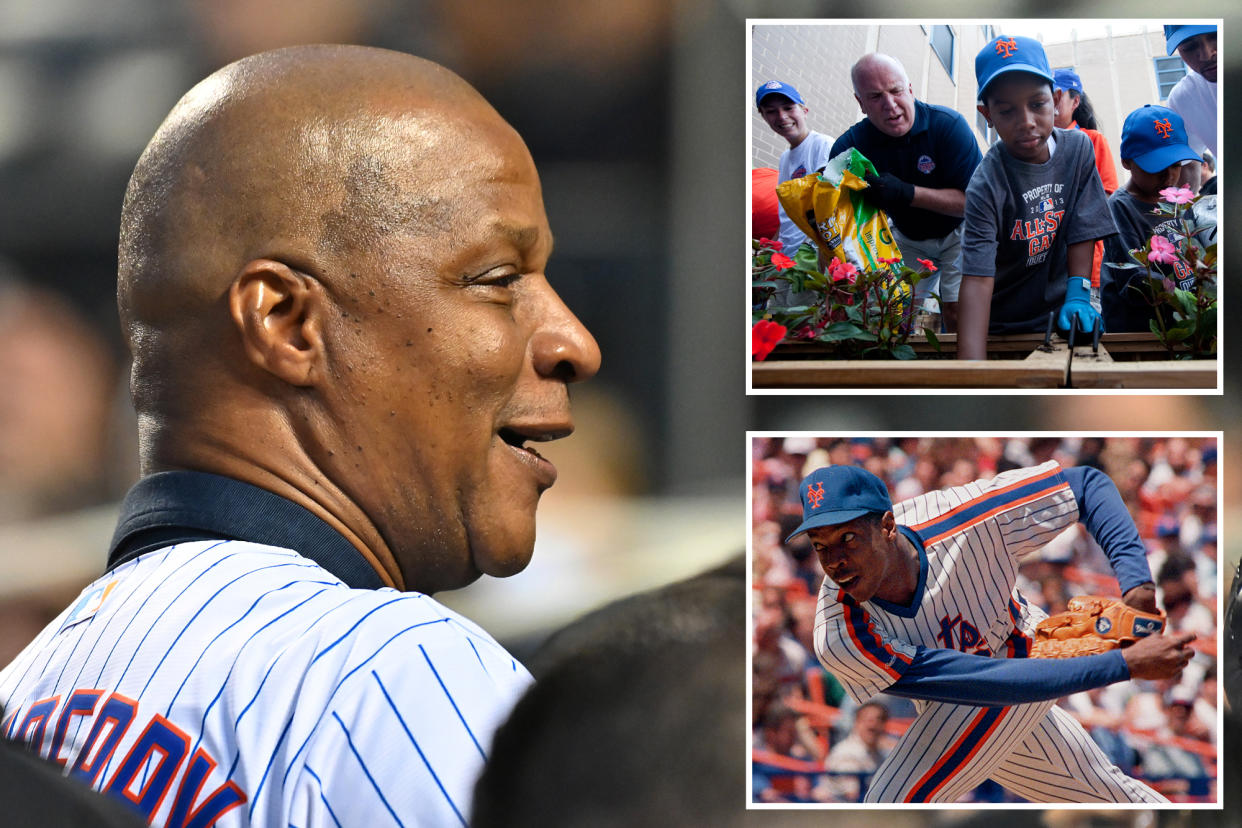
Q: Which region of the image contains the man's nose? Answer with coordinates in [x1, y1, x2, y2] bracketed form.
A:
[530, 283, 601, 384]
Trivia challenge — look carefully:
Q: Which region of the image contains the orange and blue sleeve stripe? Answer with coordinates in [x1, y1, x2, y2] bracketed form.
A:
[840, 592, 913, 682]
[909, 466, 1068, 547]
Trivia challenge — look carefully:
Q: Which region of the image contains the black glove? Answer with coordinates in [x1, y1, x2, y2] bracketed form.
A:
[862, 172, 914, 212]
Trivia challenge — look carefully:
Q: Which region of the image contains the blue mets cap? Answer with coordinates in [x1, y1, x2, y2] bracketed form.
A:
[1120, 105, 1200, 174]
[1164, 25, 1216, 55]
[975, 35, 1053, 101]
[785, 465, 892, 543]
[1053, 68, 1083, 95]
[756, 80, 805, 108]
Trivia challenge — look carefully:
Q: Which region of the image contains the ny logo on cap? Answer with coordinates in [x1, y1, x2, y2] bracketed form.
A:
[995, 38, 1018, 58]
[806, 481, 825, 508]
[1153, 119, 1174, 138]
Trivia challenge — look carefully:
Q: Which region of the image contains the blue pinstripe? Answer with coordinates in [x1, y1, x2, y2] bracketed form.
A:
[276, 618, 452, 791]
[247, 594, 411, 813]
[302, 765, 344, 828]
[188, 586, 332, 764]
[419, 644, 486, 759]
[372, 671, 467, 827]
[332, 711, 407, 828]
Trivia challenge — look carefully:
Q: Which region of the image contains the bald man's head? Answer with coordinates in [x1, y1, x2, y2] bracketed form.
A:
[116, 45, 601, 593]
[119, 45, 501, 343]
[850, 53, 916, 138]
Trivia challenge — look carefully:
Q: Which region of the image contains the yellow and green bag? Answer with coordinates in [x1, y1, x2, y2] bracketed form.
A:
[776, 148, 903, 273]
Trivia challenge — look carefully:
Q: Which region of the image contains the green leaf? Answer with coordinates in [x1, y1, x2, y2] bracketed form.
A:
[817, 321, 867, 342]
[923, 328, 941, 351]
[1164, 324, 1192, 343]
[1172, 288, 1197, 316]
[794, 243, 820, 270]
[891, 343, 917, 360]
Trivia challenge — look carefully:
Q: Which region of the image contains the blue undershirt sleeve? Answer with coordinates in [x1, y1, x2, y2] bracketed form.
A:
[887, 646, 1129, 705]
[1063, 466, 1154, 593]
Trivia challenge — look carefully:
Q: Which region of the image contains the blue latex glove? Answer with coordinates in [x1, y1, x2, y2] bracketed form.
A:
[1057, 277, 1100, 336]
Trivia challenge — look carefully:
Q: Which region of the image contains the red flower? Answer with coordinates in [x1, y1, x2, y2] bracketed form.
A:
[917, 257, 938, 272]
[752, 320, 787, 360]
[758, 237, 784, 251]
[878, 256, 902, 265]
[828, 258, 858, 283]
[771, 252, 795, 270]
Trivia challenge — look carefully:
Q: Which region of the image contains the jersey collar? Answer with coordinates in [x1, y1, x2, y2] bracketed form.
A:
[107, 471, 385, 589]
[870, 525, 928, 617]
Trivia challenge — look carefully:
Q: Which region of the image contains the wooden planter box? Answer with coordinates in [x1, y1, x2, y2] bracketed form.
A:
[751, 332, 1217, 390]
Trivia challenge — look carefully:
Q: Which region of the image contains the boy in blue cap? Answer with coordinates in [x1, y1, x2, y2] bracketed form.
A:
[755, 81, 836, 305]
[1102, 105, 1208, 332]
[956, 36, 1117, 360]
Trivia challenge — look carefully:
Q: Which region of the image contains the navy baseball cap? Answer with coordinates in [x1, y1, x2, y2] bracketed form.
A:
[1053, 68, 1083, 95]
[1120, 105, 1200, 173]
[975, 35, 1053, 101]
[1165, 25, 1216, 55]
[785, 465, 892, 543]
[756, 80, 805, 108]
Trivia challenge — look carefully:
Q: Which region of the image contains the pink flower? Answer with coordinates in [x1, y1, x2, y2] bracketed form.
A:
[758, 237, 784, 251]
[1148, 235, 1179, 265]
[770, 251, 795, 270]
[1159, 186, 1195, 205]
[878, 256, 902, 265]
[917, 257, 938, 272]
[752, 320, 787, 360]
[828, 258, 858, 284]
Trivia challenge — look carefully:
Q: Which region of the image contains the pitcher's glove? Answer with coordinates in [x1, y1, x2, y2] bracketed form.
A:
[1031, 595, 1167, 658]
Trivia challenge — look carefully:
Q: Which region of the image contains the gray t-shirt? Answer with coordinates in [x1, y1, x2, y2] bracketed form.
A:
[1102, 188, 1208, 332]
[961, 128, 1117, 332]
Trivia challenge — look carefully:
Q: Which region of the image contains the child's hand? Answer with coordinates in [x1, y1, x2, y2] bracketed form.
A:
[1056, 277, 1101, 340]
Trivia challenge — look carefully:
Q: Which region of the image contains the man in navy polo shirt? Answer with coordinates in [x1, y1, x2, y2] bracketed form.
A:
[831, 54, 983, 330]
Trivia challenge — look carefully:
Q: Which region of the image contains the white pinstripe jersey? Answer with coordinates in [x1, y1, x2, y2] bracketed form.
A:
[813, 461, 1077, 705]
[0, 539, 532, 828]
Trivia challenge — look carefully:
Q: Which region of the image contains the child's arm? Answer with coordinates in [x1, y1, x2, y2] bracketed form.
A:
[1056, 240, 1101, 336]
[957, 275, 993, 360]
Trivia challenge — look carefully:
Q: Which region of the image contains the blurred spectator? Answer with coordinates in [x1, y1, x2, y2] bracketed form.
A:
[817, 701, 892, 802]
[0, 276, 125, 523]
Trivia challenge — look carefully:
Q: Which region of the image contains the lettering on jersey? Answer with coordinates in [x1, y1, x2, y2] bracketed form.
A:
[1011, 183, 1067, 266]
[15, 695, 60, 753]
[935, 614, 992, 656]
[806, 482, 826, 509]
[15, 689, 247, 827]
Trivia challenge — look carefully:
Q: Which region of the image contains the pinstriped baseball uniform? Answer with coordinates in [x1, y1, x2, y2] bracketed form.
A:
[0, 472, 532, 827]
[813, 461, 1164, 803]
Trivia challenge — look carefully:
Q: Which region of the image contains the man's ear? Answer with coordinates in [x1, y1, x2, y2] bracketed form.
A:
[882, 510, 898, 538]
[976, 103, 992, 127]
[228, 259, 325, 387]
